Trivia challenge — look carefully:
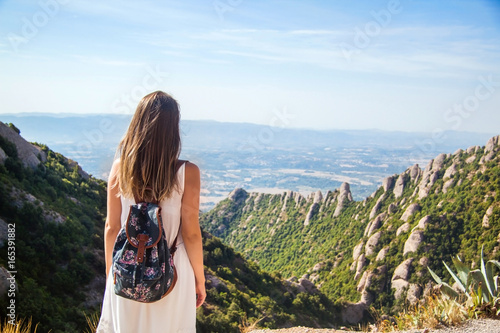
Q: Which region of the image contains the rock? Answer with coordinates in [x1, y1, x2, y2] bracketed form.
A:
[298, 277, 318, 294]
[443, 163, 457, 179]
[376, 246, 389, 262]
[0, 147, 6, 164]
[67, 159, 90, 180]
[0, 218, 8, 247]
[409, 164, 421, 182]
[354, 254, 366, 280]
[466, 146, 477, 154]
[393, 174, 406, 198]
[443, 179, 454, 193]
[293, 192, 303, 207]
[482, 151, 496, 164]
[254, 192, 263, 205]
[360, 287, 374, 305]
[483, 205, 494, 228]
[350, 261, 357, 271]
[400, 203, 421, 222]
[365, 213, 386, 237]
[334, 182, 352, 217]
[9, 187, 66, 224]
[465, 155, 476, 164]
[387, 203, 397, 214]
[0, 267, 15, 298]
[392, 279, 409, 300]
[341, 302, 368, 325]
[357, 271, 368, 292]
[348, 266, 388, 324]
[403, 230, 424, 255]
[396, 222, 410, 236]
[365, 231, 382, 257]
[334, 252, 344, 268]
[406, 284, 422, 305]
[82, 273, 107, 308]
[382, 176, 394, 192]
[392, 258, 414, 281]
[419, 257, 429, 267]
[206, 274, 227, 290]
[417, 215, 431, 229]
[453, 148, 463, 156]
[312, 262, 325, 272]
[418, 158, 441, 199]
[313, 190, 323, 203]
[0, 122, 47, 168]
[352, 241, 364, 260]
[228, 188, 248, 204]
[304, 202, 319, 226]
[369, 194, 385, 219]
[485, 135, 500, 153]
[392, 258, 414, 300]
[309, 273, 319, 283]
[322, 190, 331, 204]
[432, 153, 447, 171]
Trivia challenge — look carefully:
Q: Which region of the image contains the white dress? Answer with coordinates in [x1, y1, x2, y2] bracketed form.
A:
[97, 163, 196, 333]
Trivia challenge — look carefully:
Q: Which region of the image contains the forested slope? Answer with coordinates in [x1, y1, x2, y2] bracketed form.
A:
[201, 135, 500, 323]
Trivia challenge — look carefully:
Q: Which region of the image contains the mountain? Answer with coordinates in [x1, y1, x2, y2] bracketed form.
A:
[0, 121, 341, 332]
[200, 134, 500, 324]
[0, 114, 495, 211]
[0, 121, 108, 332]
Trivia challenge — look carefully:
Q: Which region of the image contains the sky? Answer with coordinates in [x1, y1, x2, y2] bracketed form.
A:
[0, 0, 499, 133]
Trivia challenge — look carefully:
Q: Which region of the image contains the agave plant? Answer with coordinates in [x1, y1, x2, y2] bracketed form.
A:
[427, 246, 500, 303]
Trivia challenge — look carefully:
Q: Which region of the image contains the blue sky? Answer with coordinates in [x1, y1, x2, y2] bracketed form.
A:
[0, 0, 499, 132]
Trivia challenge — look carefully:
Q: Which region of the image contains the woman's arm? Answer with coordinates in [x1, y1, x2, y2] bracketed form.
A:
[104, 159, 122, 278]
[181, 162, 206, 308]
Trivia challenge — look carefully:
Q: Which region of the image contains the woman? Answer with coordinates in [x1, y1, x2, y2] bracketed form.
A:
[97, 91, 206, 332]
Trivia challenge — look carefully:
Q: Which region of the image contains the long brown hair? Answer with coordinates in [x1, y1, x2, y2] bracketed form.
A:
[117, 91, 181, 202]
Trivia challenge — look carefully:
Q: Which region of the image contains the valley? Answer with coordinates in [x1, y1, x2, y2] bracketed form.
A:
[0, 114, 493, 210]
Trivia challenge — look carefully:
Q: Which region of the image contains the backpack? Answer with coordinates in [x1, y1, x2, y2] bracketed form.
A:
[112, 161, 186, 303]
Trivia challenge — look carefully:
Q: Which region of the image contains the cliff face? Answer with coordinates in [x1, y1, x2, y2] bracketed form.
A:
[201, 135, 500, 324]
[0, 122, 46, 168]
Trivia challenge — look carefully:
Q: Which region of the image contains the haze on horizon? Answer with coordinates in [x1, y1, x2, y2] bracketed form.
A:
[0, 0, 499, 134]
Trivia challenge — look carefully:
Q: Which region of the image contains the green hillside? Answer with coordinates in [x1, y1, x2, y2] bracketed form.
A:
[200, 135, 500, 322]
[0, 122, 107, 332]
[0, 122, 339, 332]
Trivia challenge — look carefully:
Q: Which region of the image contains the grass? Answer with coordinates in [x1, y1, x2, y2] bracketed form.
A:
[0, 318, 39, 333]
[373, 293, 469, 332]
[83, 312, 100, 333]
[238, 315, 267, 333]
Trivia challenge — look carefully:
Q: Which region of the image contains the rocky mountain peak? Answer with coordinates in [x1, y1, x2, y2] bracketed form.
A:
[228, 188, 248, 203]
[333, 182, 352, 217]
[485, 135, 500, 153]
[0, 121, 47, 168]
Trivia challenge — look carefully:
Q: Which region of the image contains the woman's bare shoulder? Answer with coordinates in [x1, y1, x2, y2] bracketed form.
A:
[184, 161, 199, 172]
[109, 159, 121, 182]
[184, 161, 200, 186]
[112, 158, 120, 169]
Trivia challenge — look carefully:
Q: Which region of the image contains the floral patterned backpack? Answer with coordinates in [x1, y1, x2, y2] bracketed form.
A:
[112, 161, 186, 303]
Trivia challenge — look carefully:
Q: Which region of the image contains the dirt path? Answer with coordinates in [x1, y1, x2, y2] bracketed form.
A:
[249, 318, 500, 333]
